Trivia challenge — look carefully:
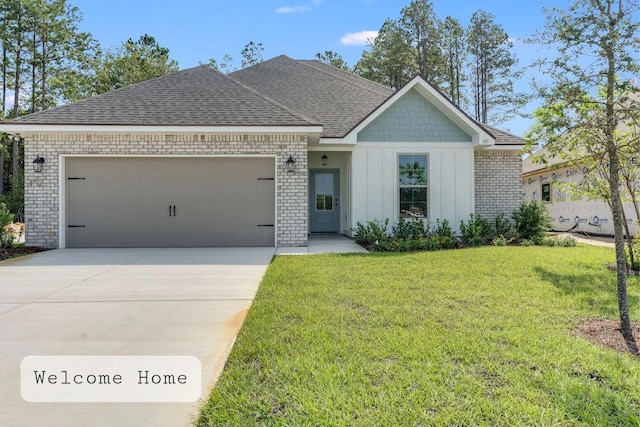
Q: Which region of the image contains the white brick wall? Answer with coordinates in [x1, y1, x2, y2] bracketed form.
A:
[24, 133, 308, 248]
[474, 150, 522, 221]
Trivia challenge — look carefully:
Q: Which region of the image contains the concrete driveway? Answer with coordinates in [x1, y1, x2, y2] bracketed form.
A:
[0, 247, 274, 427]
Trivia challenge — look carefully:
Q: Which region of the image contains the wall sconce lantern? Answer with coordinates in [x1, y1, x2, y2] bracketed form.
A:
[286, 155, 296, 172]
[32, 155, 45, 173]
[321, 153, 328, 166]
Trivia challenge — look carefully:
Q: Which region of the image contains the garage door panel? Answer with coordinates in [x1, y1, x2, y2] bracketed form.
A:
[66, 157, 275, 248]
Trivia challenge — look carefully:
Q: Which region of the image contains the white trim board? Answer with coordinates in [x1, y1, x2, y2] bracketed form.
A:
[0, 124, 323, 135]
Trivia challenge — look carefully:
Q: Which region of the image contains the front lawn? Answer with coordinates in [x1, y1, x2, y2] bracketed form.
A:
[198, 246, 640, 426]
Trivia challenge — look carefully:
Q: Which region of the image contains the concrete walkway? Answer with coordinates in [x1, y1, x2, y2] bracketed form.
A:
[556, 232, 615, 248]
[0, 248, 274, 427]
[276, 235, 368, 255]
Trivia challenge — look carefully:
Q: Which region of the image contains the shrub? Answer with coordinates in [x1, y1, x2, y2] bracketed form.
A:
[0, 175, 24, 223]
[352, 219, 389, 247]
[521, 239, 534, 247]
[434, 219, 459, 249]
[390, 238, 412, 252]
[459, 214, 491, 247]
[494, 213, 515, 240]
[0, 202, 16, 249]
[392, 217, 429, 240]
[422, 236, 442, 251]
[512, 201, 551, 242]
[541, 235, 577, 247]
[492, 235, 512, 246]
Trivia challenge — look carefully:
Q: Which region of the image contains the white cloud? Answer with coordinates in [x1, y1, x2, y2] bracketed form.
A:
[340, 31, 378, 46]
[276, 5, 310, 13]
[276, 0, 322, 14]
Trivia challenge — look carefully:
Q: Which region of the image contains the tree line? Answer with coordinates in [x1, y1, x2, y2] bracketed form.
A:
[357, 2, 527, 126]
[211, 1, 528, 128]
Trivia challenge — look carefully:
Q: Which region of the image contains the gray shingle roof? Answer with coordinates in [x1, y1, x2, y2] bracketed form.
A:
[3, 54, 525, 147]
[231, 55, 393, 138]
[7, 65, 318, 126]
[481, 124, 525, 146]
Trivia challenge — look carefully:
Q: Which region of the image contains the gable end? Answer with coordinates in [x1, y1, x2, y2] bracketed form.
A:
[356, 88, 472, 143]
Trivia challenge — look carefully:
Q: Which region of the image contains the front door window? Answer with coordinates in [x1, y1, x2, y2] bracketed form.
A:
[315, 173, 334, 211]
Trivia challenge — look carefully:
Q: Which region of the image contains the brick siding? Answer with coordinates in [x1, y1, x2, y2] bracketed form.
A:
[24, 132, 308, 248]
[474, 150, 522, 221]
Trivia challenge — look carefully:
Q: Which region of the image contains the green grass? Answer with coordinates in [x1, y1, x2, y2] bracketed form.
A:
[198, 246, 640, 426]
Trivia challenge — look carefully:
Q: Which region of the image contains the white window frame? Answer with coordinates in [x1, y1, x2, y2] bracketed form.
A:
[398, 154, 429, 219]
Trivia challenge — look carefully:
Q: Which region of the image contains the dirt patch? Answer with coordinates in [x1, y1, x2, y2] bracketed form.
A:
[0, 247, 49, 262]
[576, 318, 640, 356]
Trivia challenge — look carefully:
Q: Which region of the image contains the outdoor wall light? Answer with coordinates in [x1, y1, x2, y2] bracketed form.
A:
[321, 153, 328, 166]
[32, 155, 45, 173]
[286, 155, 296, 172]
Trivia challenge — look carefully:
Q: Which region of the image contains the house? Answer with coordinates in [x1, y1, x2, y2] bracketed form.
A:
[0, 55, 523, 248]
[522, 148, 639, 236]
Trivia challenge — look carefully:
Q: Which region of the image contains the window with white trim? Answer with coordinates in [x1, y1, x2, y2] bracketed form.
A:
[399, 154, 428, 218]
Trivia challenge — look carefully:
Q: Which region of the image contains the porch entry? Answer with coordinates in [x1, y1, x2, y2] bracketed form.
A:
[309, 169, 340, 233]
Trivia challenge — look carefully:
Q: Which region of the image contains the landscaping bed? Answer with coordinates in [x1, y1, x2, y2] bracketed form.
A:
[0, 246, 49, 261]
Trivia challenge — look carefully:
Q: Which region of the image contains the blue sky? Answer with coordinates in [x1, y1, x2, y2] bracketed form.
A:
[69, 0, 570, 136]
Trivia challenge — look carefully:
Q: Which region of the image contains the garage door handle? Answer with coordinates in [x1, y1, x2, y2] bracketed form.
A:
[169, 205, 172, 217]
[173, 205, 176, 216]
[257, 224, 274, 227]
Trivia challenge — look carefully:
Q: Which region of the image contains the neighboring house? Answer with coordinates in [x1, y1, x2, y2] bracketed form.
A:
[522, 148, 639, 236]
[0, 55, 523, 248]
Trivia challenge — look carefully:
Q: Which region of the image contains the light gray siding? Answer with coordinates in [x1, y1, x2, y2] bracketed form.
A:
[357, 89, 472, 143]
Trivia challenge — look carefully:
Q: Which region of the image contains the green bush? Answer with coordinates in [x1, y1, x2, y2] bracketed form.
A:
[512, 201, 551, 242]
[0, 175, 24, 223]
[492, 235, 512, 246]
[459, 214, 491, 247]
[541, 235, 577, 247]
[0, 202, 16, 249]
[433, 219, 459, 249]
[352, 219, 389, 247]
[392, 217, 429, 240]
[494, 213, 515, 240]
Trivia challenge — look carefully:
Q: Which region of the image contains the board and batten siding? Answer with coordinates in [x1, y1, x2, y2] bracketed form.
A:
[351, 143, 474, 233]
[352, 87, 476, 233]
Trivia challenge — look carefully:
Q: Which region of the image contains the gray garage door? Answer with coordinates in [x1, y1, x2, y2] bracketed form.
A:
[65, 157, 275, 248]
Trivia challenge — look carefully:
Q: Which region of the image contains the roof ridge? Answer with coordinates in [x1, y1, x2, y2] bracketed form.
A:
[222, 70, 320, 125]
[295, 59, 394, 97]
[231, 54, 291, 74]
